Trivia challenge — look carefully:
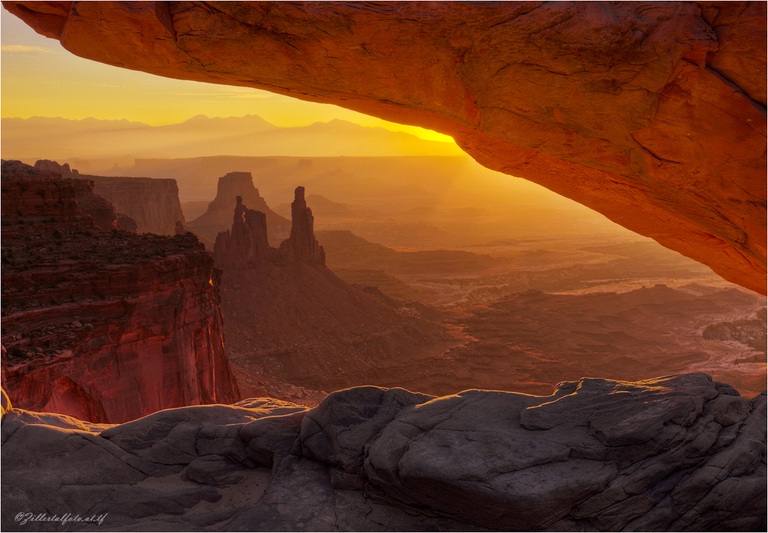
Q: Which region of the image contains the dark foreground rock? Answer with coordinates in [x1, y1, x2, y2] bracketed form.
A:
[1, 373, 765, 531]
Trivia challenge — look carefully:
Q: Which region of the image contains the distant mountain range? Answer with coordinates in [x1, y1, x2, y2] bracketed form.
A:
[1, 115, 463, 160]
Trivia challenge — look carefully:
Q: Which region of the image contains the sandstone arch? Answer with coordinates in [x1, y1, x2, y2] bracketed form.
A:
[4, 1, 765, 293]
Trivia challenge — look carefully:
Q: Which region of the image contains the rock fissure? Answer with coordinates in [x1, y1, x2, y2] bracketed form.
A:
[704, 39, 766, 110]
[632, 135, 684, 165]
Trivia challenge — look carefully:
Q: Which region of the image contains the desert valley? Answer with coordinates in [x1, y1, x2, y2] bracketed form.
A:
[1, 2, 766, 532]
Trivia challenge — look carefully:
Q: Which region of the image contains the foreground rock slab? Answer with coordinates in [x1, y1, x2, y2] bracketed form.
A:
[3, 1, 766, 293]
[2, 373, 765, 531]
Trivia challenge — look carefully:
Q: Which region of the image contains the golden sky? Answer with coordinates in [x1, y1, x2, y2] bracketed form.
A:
[0, 9, 455, 144]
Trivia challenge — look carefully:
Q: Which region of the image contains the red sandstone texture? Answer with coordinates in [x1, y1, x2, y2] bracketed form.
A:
[3, 1, 765, 293]
[2, 159, 119, 231]
[1, 161, 240, 423]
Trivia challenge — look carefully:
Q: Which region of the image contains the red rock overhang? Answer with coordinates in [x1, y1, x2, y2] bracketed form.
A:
[3, 1, 765, 293]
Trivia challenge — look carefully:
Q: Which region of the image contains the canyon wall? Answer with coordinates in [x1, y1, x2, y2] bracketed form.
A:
[2, 160, 108, 230]
[3, 1, 765, 293]
[33, 159, 186, 235]
[1, 161, 240, 423]
[89, 175, 186, 235]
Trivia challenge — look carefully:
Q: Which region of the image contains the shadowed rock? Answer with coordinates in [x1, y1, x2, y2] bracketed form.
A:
[88, 175, 186, 235]
[279, 186, 326, 266]
[213, 195, 277, 266]
[1, 374, 764, 531]
[213, 187, 325, 268]
[189, 171, 290, 248]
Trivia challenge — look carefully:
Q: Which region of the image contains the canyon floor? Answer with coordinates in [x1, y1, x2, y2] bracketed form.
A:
[219, 205, 766, 406]
[98, 155, 749, 409]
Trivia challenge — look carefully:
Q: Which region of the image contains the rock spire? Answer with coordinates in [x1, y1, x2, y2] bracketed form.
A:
[213, 187, 325, 268]
[213, 196, 276, 266]
[188, 171, 291, 248]
[279, 186, 326, 266]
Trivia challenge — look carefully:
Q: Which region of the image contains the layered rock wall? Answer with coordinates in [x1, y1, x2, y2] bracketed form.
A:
[89, 175, 186, 235]
[3, 1, 764, 292]
[2, 160, 117, 231]
[31, 158, 185, 235]
[1, 162, 240, 423]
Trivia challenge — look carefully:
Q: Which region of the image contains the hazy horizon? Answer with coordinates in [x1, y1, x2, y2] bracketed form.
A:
[1, 114, 465, 161]
[1, 9, 455, 143]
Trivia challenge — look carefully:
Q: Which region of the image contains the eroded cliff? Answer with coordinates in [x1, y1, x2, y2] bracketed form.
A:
[1, 161, 240, 423]
[3, 1, 765, 293]
[89, 175, 186, 235]
[32, 159, 186, 235]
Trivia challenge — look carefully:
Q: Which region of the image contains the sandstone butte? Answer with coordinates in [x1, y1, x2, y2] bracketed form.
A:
[188, 171, 291, 248]
[3, 1, 766, 294]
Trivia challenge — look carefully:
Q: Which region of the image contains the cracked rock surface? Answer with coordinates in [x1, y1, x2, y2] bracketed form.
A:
[2, 373, 765, 531]
[3, 1, 766, 293]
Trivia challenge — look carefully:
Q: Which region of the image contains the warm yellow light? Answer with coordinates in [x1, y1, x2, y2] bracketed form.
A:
[1, 11, 457, 148]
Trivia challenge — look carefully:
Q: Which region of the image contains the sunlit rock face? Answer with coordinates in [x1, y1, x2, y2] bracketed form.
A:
[1, 161, 240, 423]
[3, 1, 766, 293]
[1, 374, 765, 531]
